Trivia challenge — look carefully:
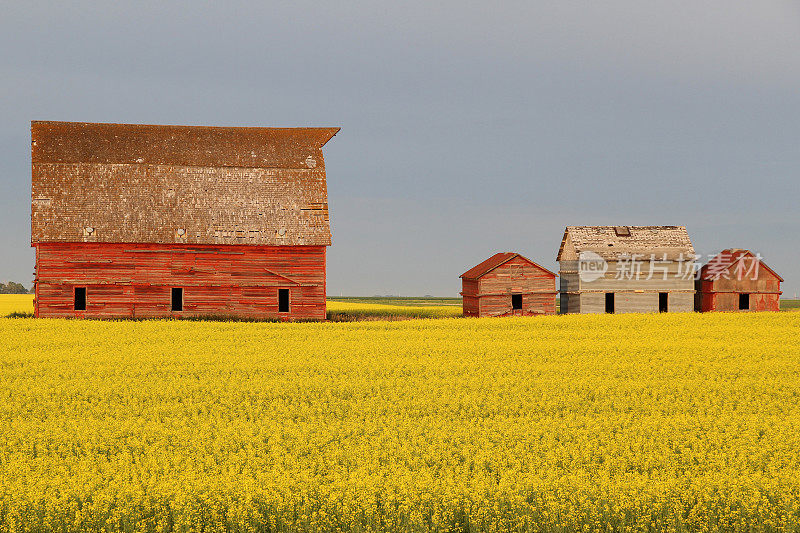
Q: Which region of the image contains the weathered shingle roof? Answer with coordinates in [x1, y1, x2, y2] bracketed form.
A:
[31, 121, 339, 246]
[557, 226, 694, 261]
[31, 121, 339, 168]
[461, 252, 556, 279]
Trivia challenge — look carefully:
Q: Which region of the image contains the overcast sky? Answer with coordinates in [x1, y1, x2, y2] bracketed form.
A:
[2, 1, 799, 296]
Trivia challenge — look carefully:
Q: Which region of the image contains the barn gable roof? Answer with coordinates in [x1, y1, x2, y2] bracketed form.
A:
[31, 121, 339, 246]
[461, 252, 556, 280]
[31, 121, 340, 168]
[699, 249, 783, 282]
[557, 226, 695, 261]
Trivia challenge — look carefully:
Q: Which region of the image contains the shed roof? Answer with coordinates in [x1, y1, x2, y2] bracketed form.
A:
[557, 226, 694, 261]
[31, 121, 339, 246]
[461, 252, 557, 280]
[699, 249, 783, 282]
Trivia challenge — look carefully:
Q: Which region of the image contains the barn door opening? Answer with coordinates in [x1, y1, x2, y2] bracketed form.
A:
[171, 288, 183, 312]
[511, 293, 522, 310]
[278, 288, 290, 313]
[739, 293, 750, 310]
[659, 292, 668, 313]
[74, 287, 87, 311]
[605, 293, 614, 314]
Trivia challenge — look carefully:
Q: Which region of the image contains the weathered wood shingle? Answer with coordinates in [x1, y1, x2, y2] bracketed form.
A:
[31, 121, 338, 246]
[557, 226, 695, 261]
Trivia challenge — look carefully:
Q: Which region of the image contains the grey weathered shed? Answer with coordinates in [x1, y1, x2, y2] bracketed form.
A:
[557, 226, 696, 314]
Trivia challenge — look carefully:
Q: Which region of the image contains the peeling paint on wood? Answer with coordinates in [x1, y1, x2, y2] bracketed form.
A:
[34, 243, 327, 319]
[460, 253, 557, 318]
[695, 249, 783, 312]
[31, 121, 338, 320]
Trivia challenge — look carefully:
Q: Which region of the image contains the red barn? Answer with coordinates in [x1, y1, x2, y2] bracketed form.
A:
[695, 249, 783, 312]
[31, 121, 339, 319]
[460, 253, 557, 317]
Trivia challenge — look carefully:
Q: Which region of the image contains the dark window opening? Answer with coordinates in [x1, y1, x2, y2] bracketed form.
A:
[171, 288, 183, 312]
[614, 226, 631, 237]
[739, 293, 750, 310]
[605, 292, 615, 314]
[74, 287, 86, 311]
[511, 293, 522, 310]
[659, 292, 668, 313]
[278, 288, 290, 313]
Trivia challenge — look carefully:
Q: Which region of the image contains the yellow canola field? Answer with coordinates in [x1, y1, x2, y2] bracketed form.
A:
[1, 311, 799, 531]
[326, 300, 463, 319]
[1, 296, 462, 319]
[0, 294, 33, 316]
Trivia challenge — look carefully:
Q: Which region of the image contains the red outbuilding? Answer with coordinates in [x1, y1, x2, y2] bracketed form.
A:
[31, 121, 339, 319]
[460, 253, 557, 317]
[695, 249, 783, 312]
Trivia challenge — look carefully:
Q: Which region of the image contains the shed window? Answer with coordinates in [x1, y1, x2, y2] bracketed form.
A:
[605, 293, 615, 314]
[659, 292, 668, 313]
[171, 288, 183, 312]
[278, 288, 290, 313]
[739, 293, 750, 310]
[74, 287, 86, 311]
[511, 293, 522, 310]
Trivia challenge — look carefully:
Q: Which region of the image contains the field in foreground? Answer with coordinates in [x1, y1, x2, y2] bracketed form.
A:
[6, 295, 798, 319]
[1, 309, 800, 532]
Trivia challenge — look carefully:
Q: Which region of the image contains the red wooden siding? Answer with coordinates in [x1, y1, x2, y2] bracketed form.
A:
[461, 254, 557, 318]
[34, 243, 326, 319]
[697, 289, 780, 313]
[462, 295, 479, 316]
[696, 250, 782, 312]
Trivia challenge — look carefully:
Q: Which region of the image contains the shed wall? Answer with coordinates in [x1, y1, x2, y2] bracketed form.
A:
[462, 295, 480, 317]
[696, 253, 782, 312]
[698, 291, 780, 312]
[461, 279, 479, 296]
[463, 256, 556, 318]
[477, 293, 556, 317]
[477, 257, 555, 295]
[578, 291, 693, 314]
[559, 259, 694, 314]
[578, 261, 694, 292]
[33, 243, 326, 319]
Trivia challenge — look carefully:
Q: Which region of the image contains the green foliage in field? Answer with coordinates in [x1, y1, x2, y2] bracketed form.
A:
[0, 281, 31, 294]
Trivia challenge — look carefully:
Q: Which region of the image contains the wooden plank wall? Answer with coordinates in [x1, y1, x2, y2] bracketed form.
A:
[461, 279, 479, 296]
[479, 293, 556, 317]
[467, 257, 556, 317]
[576, 261, 695, 292]
[560, 259, 695, 314]
[577, 291, 694, 314]
[696, 258, 782, 312]
[462, 295, 480, 317]
[34, 243, 326, 319]
[698, 292, 780, 312]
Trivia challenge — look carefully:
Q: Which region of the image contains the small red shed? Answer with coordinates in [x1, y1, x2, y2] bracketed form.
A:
[460, 253, 557, 317]
[695, 249, 783, 312]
